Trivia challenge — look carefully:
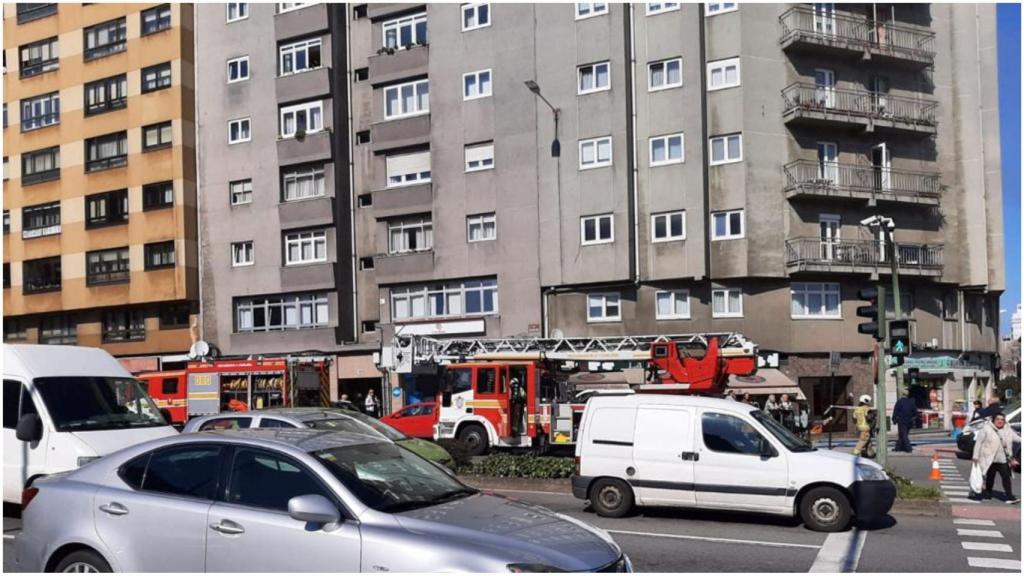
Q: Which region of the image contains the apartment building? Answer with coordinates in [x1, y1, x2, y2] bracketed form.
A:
[2, 3, 199, 371]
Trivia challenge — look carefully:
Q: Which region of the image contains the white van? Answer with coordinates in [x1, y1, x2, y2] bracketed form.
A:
[3, 345, 178, 504]
[572, 394, 895, 532]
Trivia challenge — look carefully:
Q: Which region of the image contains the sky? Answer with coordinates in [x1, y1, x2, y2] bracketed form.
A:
[998, 3, 1021, 335]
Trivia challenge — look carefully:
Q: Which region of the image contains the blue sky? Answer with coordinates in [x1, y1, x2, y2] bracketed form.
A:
[998, 3, 1020, 334]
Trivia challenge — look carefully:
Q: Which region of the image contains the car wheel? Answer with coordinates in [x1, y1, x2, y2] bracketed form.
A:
[800, 487, 852, 532]
[54, 550, 111, 573]
[589, 478, 634, 518]
[458, 424, 489, 456]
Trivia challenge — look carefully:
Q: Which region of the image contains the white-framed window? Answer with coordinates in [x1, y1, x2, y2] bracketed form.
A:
[791, 282, 842, 319]
[581, 213, 614, 245]
[235, 292, 329, 332]
[282, 165, 325, 201]
[587, 292, 621, 322]
[384, 79, 429, 120]
[709, 133, 742, 165]
[228, 117, 251, 144]
[229, 179, 252, 205]
[711, 209, 744, 240]
[578, 61, 610, 94]
[231, 241, 254, 267]
[382, 12, 427, 50]
[388, 216, 433, 254]
[706, 2, 738, 16]
[655, 289, 690, 320]
[707, 57, 740, 91]
[280, 100, 323, 138]
[651, 211, 685, 242]
[647, 2, 680, 15]
[391, 277, 498, 320]
[462, 3, 491, 31]
[650, 133, 684, 166]
[467, 213, 496, 242]
[226, 2, 248, 22]
[278, 2, 313, 14]
[386, 150, 431, 187]
[463, 69, 492, 100]
[576, 2, 608, 20]
[465, 141, 494, 172]
[285, 230, 328, 265]
[712, 288, 743, 318]
[279, 37, 322, 76]
[227, 56, 249, 83]
[649, 58, 682, 91]
[579, 136, 612, 170]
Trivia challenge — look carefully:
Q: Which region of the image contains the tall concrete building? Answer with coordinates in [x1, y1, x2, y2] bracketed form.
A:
[3, 3, 199, 371]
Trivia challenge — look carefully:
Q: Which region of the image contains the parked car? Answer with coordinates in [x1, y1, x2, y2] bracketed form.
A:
[183, 408, 453, 467]
[956, 402, 1021, 470]
[380, 402, 437, 439]
[14, 429, 630, 572]
[2, 344, 178, 504]
[573, 394, 895, 532]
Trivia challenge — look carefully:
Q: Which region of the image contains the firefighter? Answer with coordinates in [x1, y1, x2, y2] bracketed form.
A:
[852, 394, 873, 456]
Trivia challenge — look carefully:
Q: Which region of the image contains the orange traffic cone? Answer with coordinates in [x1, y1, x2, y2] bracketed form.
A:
[929, 453, 943, 481]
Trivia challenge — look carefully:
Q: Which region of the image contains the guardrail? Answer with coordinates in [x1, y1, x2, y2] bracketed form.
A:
[779, 6, 935, 64]
[781, 82, 937, 128]
[785, 237, 943, 272]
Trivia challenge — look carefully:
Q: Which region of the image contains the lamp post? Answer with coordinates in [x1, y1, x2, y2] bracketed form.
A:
[524, 80, 560, 157]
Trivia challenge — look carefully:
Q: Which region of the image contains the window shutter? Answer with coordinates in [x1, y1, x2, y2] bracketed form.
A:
[465, 142, 493, 164]
[386, 150, 430, 179]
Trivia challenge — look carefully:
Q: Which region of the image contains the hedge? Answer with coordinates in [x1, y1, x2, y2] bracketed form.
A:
[464, 454, 577, 479]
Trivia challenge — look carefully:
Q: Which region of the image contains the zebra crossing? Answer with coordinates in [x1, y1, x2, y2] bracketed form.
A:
[935, 458, 975, 503]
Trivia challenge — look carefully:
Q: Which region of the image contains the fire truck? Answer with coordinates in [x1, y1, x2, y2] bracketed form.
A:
[388, 333, 758, 455]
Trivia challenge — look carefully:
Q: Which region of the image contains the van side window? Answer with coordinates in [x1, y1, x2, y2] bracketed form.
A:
[476, 368, 497, 394]
[701, 412, 763, 456]
[3, 380, 19, 429]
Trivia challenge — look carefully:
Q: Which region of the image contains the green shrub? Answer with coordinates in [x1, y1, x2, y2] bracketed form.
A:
[436, 440, 475, 470]
[886, 468, 941, 500]
[464, 454, 577, 479]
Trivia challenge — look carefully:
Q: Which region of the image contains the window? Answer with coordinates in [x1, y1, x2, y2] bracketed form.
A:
[702, 412, 764, 455]
[284, 230, 327, 265]
[791, 282, 841, 319]
[21, 146, 60, 185]
[359, 257, 375, 271]
[465, 142, 494, 172]
[282, 165, 325, 201]
[388, 216, 433, 254]
[227, 448, 329, 511]
[462, 3, 490, 31]
[382, 12, 427, 49]
[142, 446, 223, 499]
[885, 291, 914, 319]
[647, 2, 680, 15]
[463, 69, 492, 100]
[361, 320, 377, 333]
[143, 181, 174, 210]
[4, 318, 27, 341]
[2, 158, 7, 181]
[386, 150, 431, 187]
[198, 418, 252, 431]
[84, 18, 127, 61]
[354, 68, 369, 82]
[651, 211, 685, 242]
[160, 304, 191, 329]
[16, 3, 57, 24]
[280, 101, 323, 138]
[141, 62, 172, 92]
[232, 241, 254, 267]
[142, 121, 173, 151]
[712, 288, 743, 318]
[23, 256, 61, 294]
[227, 56, 249, 83]
[102, 309, 145, 342]
[86, 189, 128, 228]
[467, 213, 496, 242]
[706, 2, 738, 16]
[3, 210, 9, 233]
[581, 214, 614, 245]
[648, 58, 682, 91]
[384, 80, 429, 120]
[259, 419, 295, 429]
[230, 179, 253, 205]
[649, 133, 684, 166]
[86, 247, 130, 286]
[711, 209, 743, 240]
[85, 132, 127, 172]
[85, 75, 127, 115]
[357, 194, 373, 207]
[707, 57, 740, 91]
[2, 105, 5, 128]
[226, 2, 248, 22]
[39, 315, 75, 344]
[279, 37, 321, 76]
[709, 133, 742, 165]
[355, 130, 370, 144]
[21, 202, 60, 239]
[141, 4, 171, 35]
[228, 118, 251, 144]
[144, 241, 176, 270]
[161, 379, 179, 395]
[235, 293, 330, 332]
[278, 2, 313, 14]
[579, 136, 612, 169]
[587, 292, 621, 322]
[20, 92, 60, 131]
[943, 292, 959, 320]
[656, 289, 690, 320]
[578, 61, 610, 95]
[391, 278, 498, 321]
[576, 2, 608, 19]
[19, 37, 59, 78]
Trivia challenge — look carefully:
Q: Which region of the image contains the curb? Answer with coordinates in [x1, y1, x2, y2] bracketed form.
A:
[891, 498, 947, 517]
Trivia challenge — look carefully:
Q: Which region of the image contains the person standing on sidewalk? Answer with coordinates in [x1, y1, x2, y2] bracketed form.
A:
[365, 388, 380, 418]
[892, 391, 919, 453]
[852, 395, 873, 457]
[971, 412, 1021, 504]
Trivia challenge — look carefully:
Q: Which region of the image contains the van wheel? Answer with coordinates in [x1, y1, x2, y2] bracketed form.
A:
[54, 549, 111, 573]
[590, 478, 634, 518]
[458, 424, 489, 456]
[800, 487, 852, 532]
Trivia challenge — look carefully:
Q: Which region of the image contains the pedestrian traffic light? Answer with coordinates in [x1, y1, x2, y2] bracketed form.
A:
[857, 287, 884, 340]
[889, 319, 911, 358]
[908, 367, 920, 387]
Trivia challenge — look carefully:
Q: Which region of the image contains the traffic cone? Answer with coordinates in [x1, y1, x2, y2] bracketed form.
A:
[929, 453, 943, 481]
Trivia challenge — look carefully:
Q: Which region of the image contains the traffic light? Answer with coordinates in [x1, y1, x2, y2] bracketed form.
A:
[857, 287, 884, 340]
[889, 319, 911, 358]
[907, 367, 920, 387]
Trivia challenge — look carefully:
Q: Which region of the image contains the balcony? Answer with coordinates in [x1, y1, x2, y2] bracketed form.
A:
[372, 183, 432, 219]
[782, 83, 937, 136]
[273, 2, 328, 41]
[87, 270, 130, 286]
[373, 250, 435, 284]
[21, 168, 60, 186]
[369, 44, 429, 87]
[276, 67, 331, 103]
[19, 57, 59, 79]
[277, 129, 332, 165]
[779, 6, 935, 68]
[783, 160, 940, 206]
[785, 237, 943, 277]
[371, 114, 430, 153]
[22, 224, 61, 240]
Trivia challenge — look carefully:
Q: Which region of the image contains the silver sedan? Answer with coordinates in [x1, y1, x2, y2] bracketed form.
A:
[14, 429, 629, 573]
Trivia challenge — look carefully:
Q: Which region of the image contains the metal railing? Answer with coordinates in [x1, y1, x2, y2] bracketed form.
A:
[782, 83, 937, 127]
[21, 168, 60, 186]
[22, 224, 61, 240]
[87, 270, 130, 286]
[84, 40, 127, 62]
[779, 6, 935, 63]
[21, 112, 60, 132]
[785, 237, 943, 271]
[783, 160, 941, 200]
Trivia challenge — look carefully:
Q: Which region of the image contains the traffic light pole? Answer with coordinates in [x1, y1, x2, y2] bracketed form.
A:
[887, 227, 905, 400]
[876, 285, 889, 468]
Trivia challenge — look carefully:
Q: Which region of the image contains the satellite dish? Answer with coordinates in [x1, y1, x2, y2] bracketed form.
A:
[189, 340, 211, 359]
[551, 328, 565, 340]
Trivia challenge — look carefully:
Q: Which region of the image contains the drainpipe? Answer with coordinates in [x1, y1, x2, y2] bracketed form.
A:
[627, 4, 641, 284]
[699, 4, 711, 283]
[345, 7, 358, 343]
[193, 6, 205, 345]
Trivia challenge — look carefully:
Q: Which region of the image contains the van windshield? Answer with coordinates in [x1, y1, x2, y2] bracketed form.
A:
[33, 377, 167, 432]
[751, 410, 815, 453]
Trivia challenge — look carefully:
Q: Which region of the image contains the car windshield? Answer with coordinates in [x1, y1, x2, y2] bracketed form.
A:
[307, 417, 390, 439]
[314, 442, 474, 513]
[334, 409, 407, 441]
[751, 410, 815, 452]
[34, 377, 167, 432]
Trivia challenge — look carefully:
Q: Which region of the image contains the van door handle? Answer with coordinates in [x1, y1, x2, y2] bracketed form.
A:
[680, 452, 699, 461]
[99, 502, 129, 516]
[210, 520, 245, 535]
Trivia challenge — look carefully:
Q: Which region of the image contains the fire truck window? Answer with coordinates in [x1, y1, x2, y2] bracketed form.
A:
[450, 369, 472, 394]
[477, 368, 497, 395]
[143, 445, 223, 499]
[228, 448, 331, 511]
[199, 417, 253, 431]
[161, 378, 179, 395]
[421, 405, 434, 416]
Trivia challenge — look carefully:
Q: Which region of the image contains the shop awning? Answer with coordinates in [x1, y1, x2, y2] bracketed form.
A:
[727, 369, 806, 400]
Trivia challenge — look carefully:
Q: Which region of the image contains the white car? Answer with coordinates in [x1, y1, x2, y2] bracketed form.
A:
[572, 394, 895, 532]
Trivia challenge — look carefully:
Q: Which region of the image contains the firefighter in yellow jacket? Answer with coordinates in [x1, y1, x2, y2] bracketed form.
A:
[852, 394, 873, 456]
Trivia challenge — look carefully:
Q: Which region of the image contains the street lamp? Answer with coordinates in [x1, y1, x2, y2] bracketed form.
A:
[524, 80, 560, 157]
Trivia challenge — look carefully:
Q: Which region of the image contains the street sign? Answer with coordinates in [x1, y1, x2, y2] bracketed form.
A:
[889, 319, 911, 358]
[829, 351, 841, 369]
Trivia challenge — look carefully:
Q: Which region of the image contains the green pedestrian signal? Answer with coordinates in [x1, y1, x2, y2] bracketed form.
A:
[889, 319, 911, 358]
[893, 341, 906, 354]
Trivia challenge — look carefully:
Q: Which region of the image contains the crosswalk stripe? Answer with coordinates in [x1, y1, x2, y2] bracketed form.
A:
[954, 519, 996, 526]
[967, 558, 1021, 570]
[961, 542, 1014, 552]
[944, 490, 970, 495]
[957, 528, 1003, 538]
[947, 498, 978, 504]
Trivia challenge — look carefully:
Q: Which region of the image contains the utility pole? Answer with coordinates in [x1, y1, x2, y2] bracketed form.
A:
[876, 285, 889, 467]
[887, 225, 906, 399]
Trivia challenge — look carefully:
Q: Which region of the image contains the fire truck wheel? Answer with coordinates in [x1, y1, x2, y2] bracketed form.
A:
[589, 478, 634, 518]
[458, 424, 489, 456]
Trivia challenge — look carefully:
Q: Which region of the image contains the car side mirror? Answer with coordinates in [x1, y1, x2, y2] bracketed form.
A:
[760, 438, 777, 459]
[16, 413, 43, 443]
[288, 494, 340, 525]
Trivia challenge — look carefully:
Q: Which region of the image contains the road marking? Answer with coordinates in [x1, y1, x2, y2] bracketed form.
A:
[961, 542, 1014, 552]
[809, 529, 866, 573]
[956, 528, 1003, 538]
[967, 557, 1021, 570]
[2, 534, 15, 540]
[605, 529, 821, 550]
[954, 519, 996, 526]
[947, 498, 978, 504]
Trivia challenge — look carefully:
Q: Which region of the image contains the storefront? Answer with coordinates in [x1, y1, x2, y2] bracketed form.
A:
[885, 354, 995, 431]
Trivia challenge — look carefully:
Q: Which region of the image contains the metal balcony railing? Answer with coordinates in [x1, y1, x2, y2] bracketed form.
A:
[87, 270, 130, 286]
[779, 6, 935, 65]
[19, 57, 59, 78]
[781, 82, 937, 128]
[783, 160, 941, 202]
[785, 237, 944, 273]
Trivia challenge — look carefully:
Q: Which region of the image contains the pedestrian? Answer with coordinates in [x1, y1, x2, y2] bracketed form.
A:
[852, 394, 873, 456]
[764, 394, 781, 422]
[742, 393, 757, 409]
[892, 390, 919, 453]
[978, 397, 1003, 420]
[724, 390, 737, 401]
[970, 400, 984, 422]
[779, 394, 795, 431]
[971, 412, 1021, 504]
[365, 388, 380, 418]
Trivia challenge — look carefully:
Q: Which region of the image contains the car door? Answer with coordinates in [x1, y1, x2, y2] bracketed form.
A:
[205, 447, 361, 572]
[631, 406, 697, 506]
[3, 379, 46, 504]
[94, 444, 222, 572]
[411, 404, 436, 438]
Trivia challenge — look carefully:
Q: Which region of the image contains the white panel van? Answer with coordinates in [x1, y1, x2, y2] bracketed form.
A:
[572, 394, 895, 532]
